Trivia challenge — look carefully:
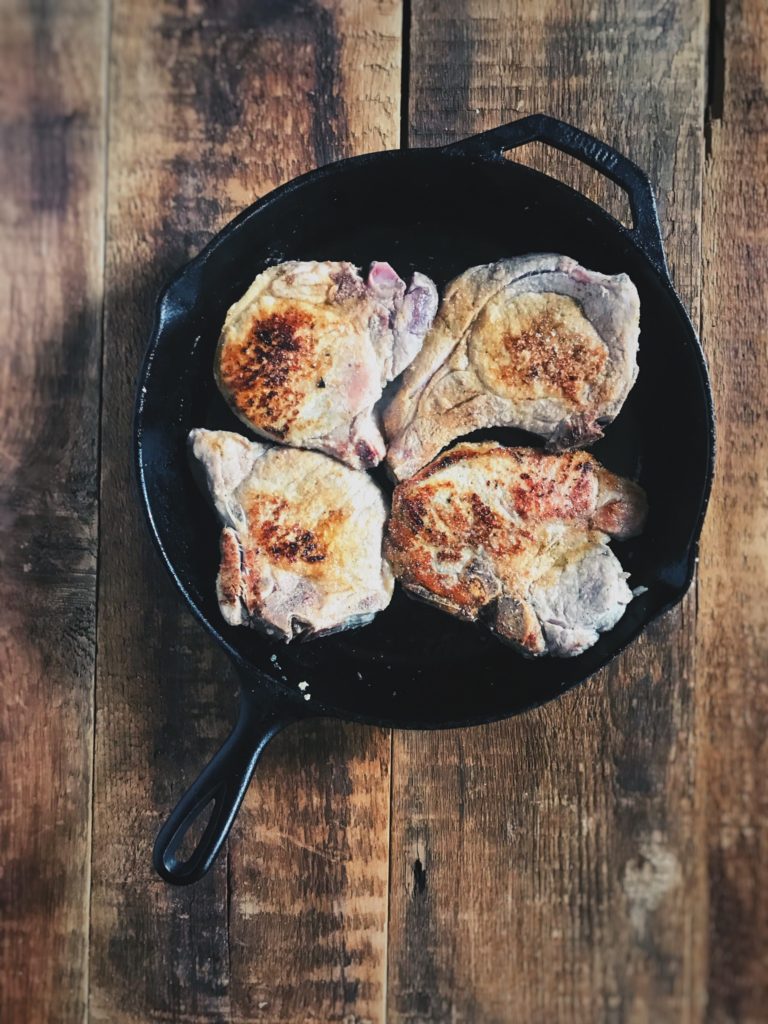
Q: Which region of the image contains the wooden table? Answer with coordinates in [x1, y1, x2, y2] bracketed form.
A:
[2, 0, 766, 1021]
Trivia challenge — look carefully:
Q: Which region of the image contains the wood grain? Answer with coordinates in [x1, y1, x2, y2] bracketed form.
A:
[2, 1, 765, 1018]
[90, 2, 400, 1022]
[699, 0, 768, 1018]
[0, 1, 107, 1021]
[225, 7, 401, 1019]
[389, 2, 708, 1021]
[228, 721, 392, 1023]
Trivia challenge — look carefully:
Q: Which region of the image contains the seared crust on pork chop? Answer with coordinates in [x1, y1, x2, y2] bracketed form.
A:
[385, 255, 640, 480]
[190, 428, 394, 640]
[385, 442, 647, 656]
[215, 260, 437, 470]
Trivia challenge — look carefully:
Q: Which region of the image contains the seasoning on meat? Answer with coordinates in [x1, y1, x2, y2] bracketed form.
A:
[190, 428, 394, 640]
[215, 260, 438, 469]
[385, 441, 647, 657]
[385, 255, 640, 480]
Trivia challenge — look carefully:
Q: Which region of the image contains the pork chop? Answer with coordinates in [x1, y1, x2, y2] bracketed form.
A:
[215, 260, 438, 470]
[189, 428, 394, 640]
[385, 255, 640, 480]
[385, 442, 647, 656]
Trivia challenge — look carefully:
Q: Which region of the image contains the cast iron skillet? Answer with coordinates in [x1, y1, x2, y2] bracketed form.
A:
[136, 114, 714, 885]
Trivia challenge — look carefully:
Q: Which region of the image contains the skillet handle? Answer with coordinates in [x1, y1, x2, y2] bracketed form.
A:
[444, 113, 668, 278]
[153, 685, 301, 885]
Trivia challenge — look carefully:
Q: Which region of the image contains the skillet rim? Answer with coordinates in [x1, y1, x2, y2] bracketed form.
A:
[134, 145, 716, 730]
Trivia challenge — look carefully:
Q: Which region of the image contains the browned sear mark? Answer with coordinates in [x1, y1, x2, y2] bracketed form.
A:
[419, 446, 473, 479]
[469, 493, 498, 536]
[388, 481, 527, 610]
[246, 497, 345, 566]
[217, 530, 243, 606]
[263, 526, 326, 563]
[500, 311, 606, 404]
[219, 309, 315, 434]
[401, 494, 427, 530]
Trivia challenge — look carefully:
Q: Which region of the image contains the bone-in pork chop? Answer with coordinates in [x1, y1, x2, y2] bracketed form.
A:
[385, 442, 647, 656]
[190, 428, 394, 640]
[215, 260, 438, 470]
[385, 255, 640, 480]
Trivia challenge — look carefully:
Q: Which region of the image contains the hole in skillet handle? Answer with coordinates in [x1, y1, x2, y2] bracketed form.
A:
[441, 113, 670, 282]
[153, 684, 305, 885]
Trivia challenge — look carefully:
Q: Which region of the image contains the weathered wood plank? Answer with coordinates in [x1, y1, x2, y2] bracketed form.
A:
[0, 1, 107, 1021]
[698, 0, 768, 1018]
[90, 2, 400, 1022]
[223, 5, 401, 1020]
[389, 2, 707, 1021]
[228, 721, 392, 1023]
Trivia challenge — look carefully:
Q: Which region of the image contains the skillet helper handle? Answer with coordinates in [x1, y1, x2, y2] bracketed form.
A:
[445, 113, 668, 279]
[153, 686, 299, 885]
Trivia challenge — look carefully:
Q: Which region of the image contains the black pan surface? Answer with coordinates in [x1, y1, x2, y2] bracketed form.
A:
[136, 115, 714, 882]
